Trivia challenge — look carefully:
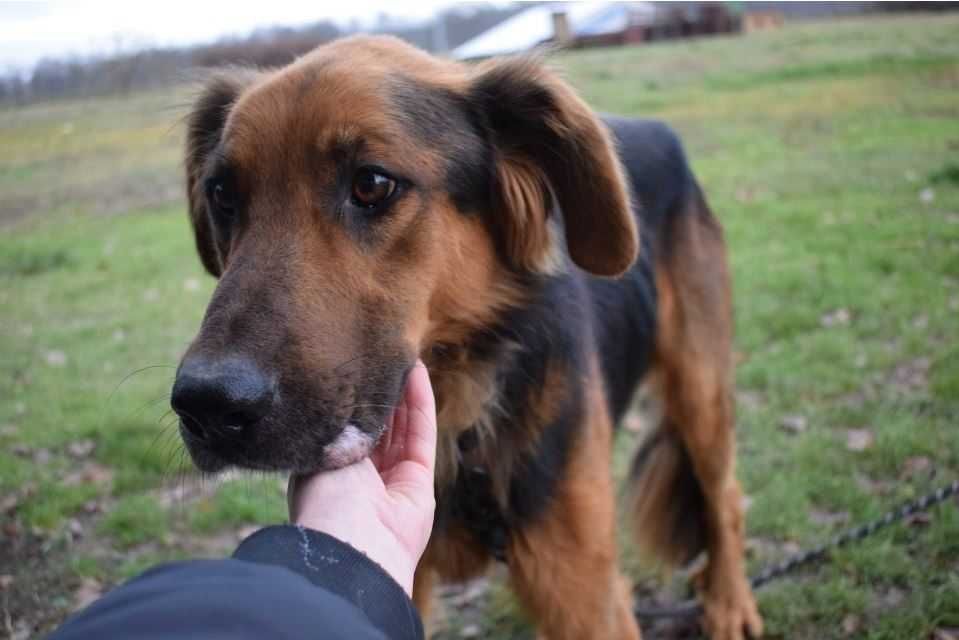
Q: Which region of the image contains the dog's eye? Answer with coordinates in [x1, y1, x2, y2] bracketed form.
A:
[351, 168, 397, 209]
[210, 181, 236, 215]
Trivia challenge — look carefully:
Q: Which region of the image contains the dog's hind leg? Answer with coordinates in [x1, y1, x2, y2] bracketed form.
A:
[631, 188, 762, 640]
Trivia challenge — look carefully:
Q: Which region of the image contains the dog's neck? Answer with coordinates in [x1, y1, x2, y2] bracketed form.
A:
[422, 338, 514, 491]
[421, 268, 573, 492]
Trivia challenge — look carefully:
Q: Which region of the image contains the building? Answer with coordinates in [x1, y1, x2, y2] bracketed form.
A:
[452, 3, 657, 60]
[451, 2, 742, 60]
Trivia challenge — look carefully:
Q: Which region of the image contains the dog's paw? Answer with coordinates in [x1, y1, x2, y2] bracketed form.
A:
[695, 569, 763, 640]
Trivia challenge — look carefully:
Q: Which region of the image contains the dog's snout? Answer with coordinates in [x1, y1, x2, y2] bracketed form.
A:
[171, 356, 274, 442]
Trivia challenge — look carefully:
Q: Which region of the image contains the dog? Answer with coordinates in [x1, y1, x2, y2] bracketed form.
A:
[170, 35, 762, 640]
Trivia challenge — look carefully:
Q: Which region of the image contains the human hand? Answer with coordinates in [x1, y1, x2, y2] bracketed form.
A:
[287, 361, 436, 596]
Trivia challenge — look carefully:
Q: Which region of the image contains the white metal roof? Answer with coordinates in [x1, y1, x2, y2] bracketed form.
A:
[452, 2, 656, 60]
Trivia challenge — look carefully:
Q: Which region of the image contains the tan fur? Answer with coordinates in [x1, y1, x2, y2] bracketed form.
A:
[494, 158, 566, 274]
[508, 356, 641, 640]
[634, 196, 762, 640]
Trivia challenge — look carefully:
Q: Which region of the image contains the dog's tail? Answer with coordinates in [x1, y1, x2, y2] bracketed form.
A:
[626, 419, 708, 568]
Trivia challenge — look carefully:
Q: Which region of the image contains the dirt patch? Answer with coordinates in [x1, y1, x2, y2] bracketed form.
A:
[840, 356, 932, 409]
[0, 520, 80, 639]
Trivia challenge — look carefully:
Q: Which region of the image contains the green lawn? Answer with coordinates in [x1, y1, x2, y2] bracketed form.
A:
[2, 13, 958, 639]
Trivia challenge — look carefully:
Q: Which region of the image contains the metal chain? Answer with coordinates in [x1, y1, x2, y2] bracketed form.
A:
[634, 479, 959, 621]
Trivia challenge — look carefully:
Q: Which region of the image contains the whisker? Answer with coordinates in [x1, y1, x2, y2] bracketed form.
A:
[106, 364, 177, 406]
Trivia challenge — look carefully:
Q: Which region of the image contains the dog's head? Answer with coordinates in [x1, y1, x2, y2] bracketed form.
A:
[172, 36, 637, 473]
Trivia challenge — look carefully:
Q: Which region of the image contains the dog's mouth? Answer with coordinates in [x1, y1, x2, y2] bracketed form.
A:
[173, 358, 413, 475]
[179, 418, 389, 475]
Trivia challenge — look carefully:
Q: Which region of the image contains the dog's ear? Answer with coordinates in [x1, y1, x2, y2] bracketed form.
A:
[184, 69, 260, 277]
[468, 58, 638, 277]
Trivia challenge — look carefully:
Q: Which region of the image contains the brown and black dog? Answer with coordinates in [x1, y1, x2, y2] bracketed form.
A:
[170, 35, 762, 640]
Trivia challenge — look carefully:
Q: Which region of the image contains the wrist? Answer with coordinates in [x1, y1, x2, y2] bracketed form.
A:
[294, 516, 417, 596]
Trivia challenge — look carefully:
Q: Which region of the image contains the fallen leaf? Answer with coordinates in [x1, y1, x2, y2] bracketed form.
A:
[82, 500, 103, 514]
[11, 444, 31, 457]
[888, 358, 931, 393]
[821, 308, 851, 328]
[736, 390, 764, 411]
[0, 483, 36, 514]
[842, 613, 861, 636]
[63, 462, 113, 487]
[2, 521, 21, 538]
[779, 414, 807, 434]
[66, 518, 84, 539]
[0, 493, 19, 513]
[845, 428, 874, 452]
[881, 587, 906, 608]
[73, 578, 103, 612]
[901, 456, 932, 479]
[67, 439, 95, 458]
[44, 350, 67, 367]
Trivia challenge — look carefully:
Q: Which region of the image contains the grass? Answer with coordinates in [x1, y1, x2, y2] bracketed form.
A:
[2, 12, 958, 639]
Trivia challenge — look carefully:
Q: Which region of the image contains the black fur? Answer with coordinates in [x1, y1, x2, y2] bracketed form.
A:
[630, 428, 708, 563]
[592, 116, 695, 422]
[185, 70, 261, 277]
[437, 118, 704, 550]
[434, 272, 589, 542]
[388, 77, 493, 214]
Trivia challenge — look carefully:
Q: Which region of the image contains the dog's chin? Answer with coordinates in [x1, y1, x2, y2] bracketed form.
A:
[320, 423, 379, 469]
[180, 422, 383, 475]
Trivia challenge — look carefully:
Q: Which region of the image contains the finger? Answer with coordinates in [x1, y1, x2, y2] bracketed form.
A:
[371, 406, 397, 471]
[374, 394, 408, 472]
[396, 360, 436, 474]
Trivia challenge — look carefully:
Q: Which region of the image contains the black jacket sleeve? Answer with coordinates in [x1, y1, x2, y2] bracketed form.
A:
[49, 525, 424, 640]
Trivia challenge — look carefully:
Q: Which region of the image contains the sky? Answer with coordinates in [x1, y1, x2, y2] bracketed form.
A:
[0, 1, 455, 72]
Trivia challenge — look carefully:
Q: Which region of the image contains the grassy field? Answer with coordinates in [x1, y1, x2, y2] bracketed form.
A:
[2, 13, 958, 639]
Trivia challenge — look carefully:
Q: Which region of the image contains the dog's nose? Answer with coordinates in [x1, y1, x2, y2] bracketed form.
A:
[171, 356, 274, 442]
